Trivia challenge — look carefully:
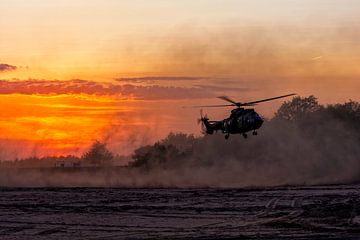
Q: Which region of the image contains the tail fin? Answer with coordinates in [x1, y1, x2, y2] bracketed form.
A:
[198, 110, 214, 134]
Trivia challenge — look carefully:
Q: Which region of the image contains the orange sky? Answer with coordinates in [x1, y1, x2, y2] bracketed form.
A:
[1, 0, 360, 159]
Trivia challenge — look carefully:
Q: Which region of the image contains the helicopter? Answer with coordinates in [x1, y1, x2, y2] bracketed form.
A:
[194, 93, 296, 139]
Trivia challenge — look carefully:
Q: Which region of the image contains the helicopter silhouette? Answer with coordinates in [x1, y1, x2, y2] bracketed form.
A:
[194, 93, 296, 139]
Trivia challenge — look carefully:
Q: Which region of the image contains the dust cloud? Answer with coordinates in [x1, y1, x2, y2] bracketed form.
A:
[1, 96, 359, 188]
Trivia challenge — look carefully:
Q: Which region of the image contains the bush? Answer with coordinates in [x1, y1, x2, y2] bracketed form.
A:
[82, 141, 113, 167]
[129, 133, 195, 169]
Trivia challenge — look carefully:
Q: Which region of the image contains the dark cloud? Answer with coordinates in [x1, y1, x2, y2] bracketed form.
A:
[115, 76, 205, 83]
[118, 84, 213, 100]
[0, 79, 214, 100]
[0, 64, 17, 72]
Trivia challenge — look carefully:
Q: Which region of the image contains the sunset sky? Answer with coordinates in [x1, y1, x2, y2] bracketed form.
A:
[1, 0, 360, 159]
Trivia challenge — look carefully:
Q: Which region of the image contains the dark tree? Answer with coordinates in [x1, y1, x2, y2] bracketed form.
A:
[129, 133, 196, 169]
[82, 141, 113, 167]
[160, 132, 197, 152]
[130, 145, 153, 168]
[275, 95, 320, 121]
[327, 100, 360, 119]
[326, 100, 360, 132]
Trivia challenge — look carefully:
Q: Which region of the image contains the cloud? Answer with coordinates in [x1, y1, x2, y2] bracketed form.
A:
[115, 76, 205, 83]
[0, 64, 17, 72]
[119, 84, 213, 100]
[0, 79, 215, 100]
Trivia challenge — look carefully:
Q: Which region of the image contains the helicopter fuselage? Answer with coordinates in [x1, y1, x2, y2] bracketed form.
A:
[201, 108, 263, 138]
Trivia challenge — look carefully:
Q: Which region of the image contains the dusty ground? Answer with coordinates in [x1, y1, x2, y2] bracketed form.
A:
[0, 185, 359, 239]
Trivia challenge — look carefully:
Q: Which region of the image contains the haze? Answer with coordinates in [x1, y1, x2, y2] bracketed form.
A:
[1, 0, 360, 159]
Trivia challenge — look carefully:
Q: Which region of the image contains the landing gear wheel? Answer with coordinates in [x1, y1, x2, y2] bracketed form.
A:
[252, 131, 257, 136]
[225, 134, 230, 140]
[242, 133, 248, 139]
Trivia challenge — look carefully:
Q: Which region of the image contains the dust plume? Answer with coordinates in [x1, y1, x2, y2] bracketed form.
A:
[0, 96, 359, 188]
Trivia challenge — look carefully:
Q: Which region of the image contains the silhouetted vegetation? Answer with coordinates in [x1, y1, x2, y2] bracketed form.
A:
[0, 141, 119, 168]
[81, 141, 113, 167]
[274, 95, 320, 121]
[130, 133, 196, 169]
[0, 155, 79, 168]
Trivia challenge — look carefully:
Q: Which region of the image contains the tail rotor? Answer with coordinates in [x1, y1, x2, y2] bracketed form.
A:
[197, 109, 208, 134]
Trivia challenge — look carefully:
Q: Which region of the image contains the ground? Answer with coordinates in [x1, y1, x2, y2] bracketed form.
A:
[0, 185, 359, 239]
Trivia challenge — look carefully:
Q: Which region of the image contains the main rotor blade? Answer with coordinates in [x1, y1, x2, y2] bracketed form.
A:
[191, 104, 235, 108]
[241, 93, 296, 106]
[217, 96, 240, 106]
[187, 93, 296, 108]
